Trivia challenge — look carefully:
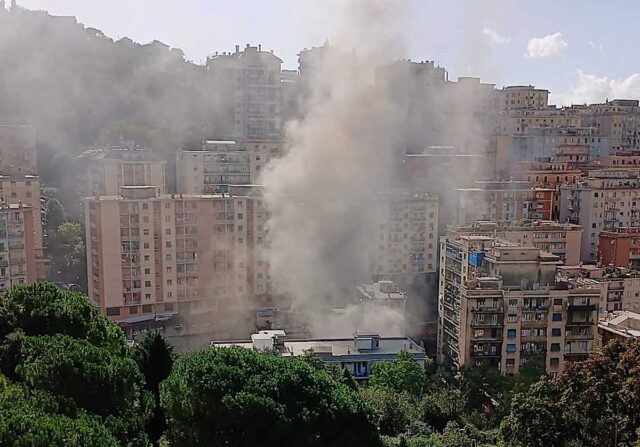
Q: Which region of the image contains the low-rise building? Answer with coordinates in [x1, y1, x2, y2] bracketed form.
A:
[357, 280, 407, 319]
[438, 232, 601, 376]
[598, 311, 640, 345]
[211, 330, 427, 379]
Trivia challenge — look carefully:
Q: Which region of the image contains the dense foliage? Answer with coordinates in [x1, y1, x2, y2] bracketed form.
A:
[161, 346, 381, 447]
[0, 283, 150, 446]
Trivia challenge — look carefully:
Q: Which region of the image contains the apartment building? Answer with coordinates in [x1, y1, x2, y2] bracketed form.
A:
[578, 99, 640, 152]
[557, 265, 640, 313]
[85, 186, 268, 340]
[76, 145, 166, 203]
[207, 44, 282, 140]
[560, 169, 640, 262]
[499, 85, 549, 111]
[599, 227, 640, 269]
[374, 190, 439, 276]
[448, 220, 582, 265]
[0, 203, 37, 291]
[438, 233, 601, 375]
[176, 140, 277, 194]
[456, 181, 553, 224]
[0, 125, 37, 175]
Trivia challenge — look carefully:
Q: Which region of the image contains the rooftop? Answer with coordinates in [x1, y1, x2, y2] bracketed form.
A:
[599, 311, 640, 339]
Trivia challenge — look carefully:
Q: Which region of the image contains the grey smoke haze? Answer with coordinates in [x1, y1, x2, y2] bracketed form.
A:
[262, 0, 413, 336]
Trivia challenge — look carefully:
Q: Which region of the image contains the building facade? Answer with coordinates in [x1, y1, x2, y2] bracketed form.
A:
[560, 169, 640, 262]
[85, 186, 268, 341]
[0, 203, 37, 291]
[207, 44, 283, 140]
[438, 233, 600, 375]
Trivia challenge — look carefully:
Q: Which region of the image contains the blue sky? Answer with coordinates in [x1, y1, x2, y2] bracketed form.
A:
[16, 0, 640, 105]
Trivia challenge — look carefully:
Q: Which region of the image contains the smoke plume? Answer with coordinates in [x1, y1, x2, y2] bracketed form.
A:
[262, 1, 412, 337]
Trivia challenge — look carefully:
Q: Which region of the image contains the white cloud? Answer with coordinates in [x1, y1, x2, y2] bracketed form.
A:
[525, 32, 568, 59]
[482, 27, 511, 45]
[588, 40, 605, 54]
[552, 70, 640, 105]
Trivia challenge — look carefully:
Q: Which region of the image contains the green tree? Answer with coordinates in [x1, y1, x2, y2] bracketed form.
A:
[161, 347, 381, 447]
[419, 389, 464, 432]
[47, 221, 87, 289]
[0, 282, 126, 359]
[0, 374, 119, 447]
[15, 334, 150, 446]
[134, 331, 175, 446]
[44, 198, 67, 232]
[370, 351, 425, 397]
[362, 386, 418, 436]
[500, 378, 565, 447]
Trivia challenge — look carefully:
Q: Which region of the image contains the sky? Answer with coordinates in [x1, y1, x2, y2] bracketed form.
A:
[14, 0, 640, 105]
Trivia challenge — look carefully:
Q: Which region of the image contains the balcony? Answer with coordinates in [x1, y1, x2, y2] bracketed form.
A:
[472, 305, 504, 313]
[567, 302, 597, 311]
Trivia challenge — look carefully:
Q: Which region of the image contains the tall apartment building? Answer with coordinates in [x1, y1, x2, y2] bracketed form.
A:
[85, 186, 268, 341]
[448, 220, 582, 266]
[499, 85, 549, 111]
[578, 99, 640, 152]
[0, 203, 37, 291]
[0, 125, 37, 175]
[456, 181, 553, 224]
[438, 232, 601, 375]
[76, 145, 166, 203]
[560, 169, 640, 262]
[176, 140, 277, 194]
[206, 44, 282, 140]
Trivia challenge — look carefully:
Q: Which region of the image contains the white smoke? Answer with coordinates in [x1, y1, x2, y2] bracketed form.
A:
[262, 0, 412, 337]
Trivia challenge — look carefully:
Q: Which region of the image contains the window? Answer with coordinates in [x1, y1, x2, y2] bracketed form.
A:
[142, 203, 149, 210]
[507, 329, 516, 338]
[550, 343, 561, 352]
[506, 344, 517, 353]
[165, 228, 171, 235]
[142, 304, 153, 313]
[129, 306, 138, 315]
[551, 328, 561, 337]
[165, 241, 172, 248]
[552, 313, 562, 322]
[106, 307, 120, 316]
[508, 299, 518, 308]
[237, 213, 243, 219]
[145, 293, 151, 300]
[144, 243, 150, 249]
[143, 229, 149, 236]
[144, 255, 150, 261]
[144, 281, 151, 287]
[554, 298, 563, 306]
[506, 358, 516, 367]
[507, 314, 517, 323]
[550, 357, 560, 367]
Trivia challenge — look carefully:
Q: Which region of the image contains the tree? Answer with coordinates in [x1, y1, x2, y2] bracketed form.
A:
[419, 389, 464, 432]
[133, 331, 174, 446]
[47, 222, 87, 289]
[14, 334, 150, 446]
[0, 374, 119, 447]
[370, 351, 425, 397]
[362, 386, 418, 436]
[500, 378, 565, 447]
[161, 347, 381, 447]
[0, 282, 126, 358]
[44, 198, 67, 232]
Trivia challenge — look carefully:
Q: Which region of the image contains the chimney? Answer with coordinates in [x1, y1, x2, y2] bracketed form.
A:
[235, 45, 239, 53]
[246, 43, 250, 49]
[258, 44, 262, 51]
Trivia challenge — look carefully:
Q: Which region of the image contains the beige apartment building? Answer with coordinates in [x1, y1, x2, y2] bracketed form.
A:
[85, 186, 268, 340]
[456, 180, 554, 224]
[0, 125, 37, 175]
[438, 232, 600, 376]
[560, 169, 640, 262]
[206, 44, 283, 140]
[374, 190, 439, 276]
[499, 85, 549, 111]
[76, 145, 166, 205]
[448, 220, 582, 266]
[578, 99, 640, 152]
[0, 202, 38, 291]
[177, 140, 279, 194]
